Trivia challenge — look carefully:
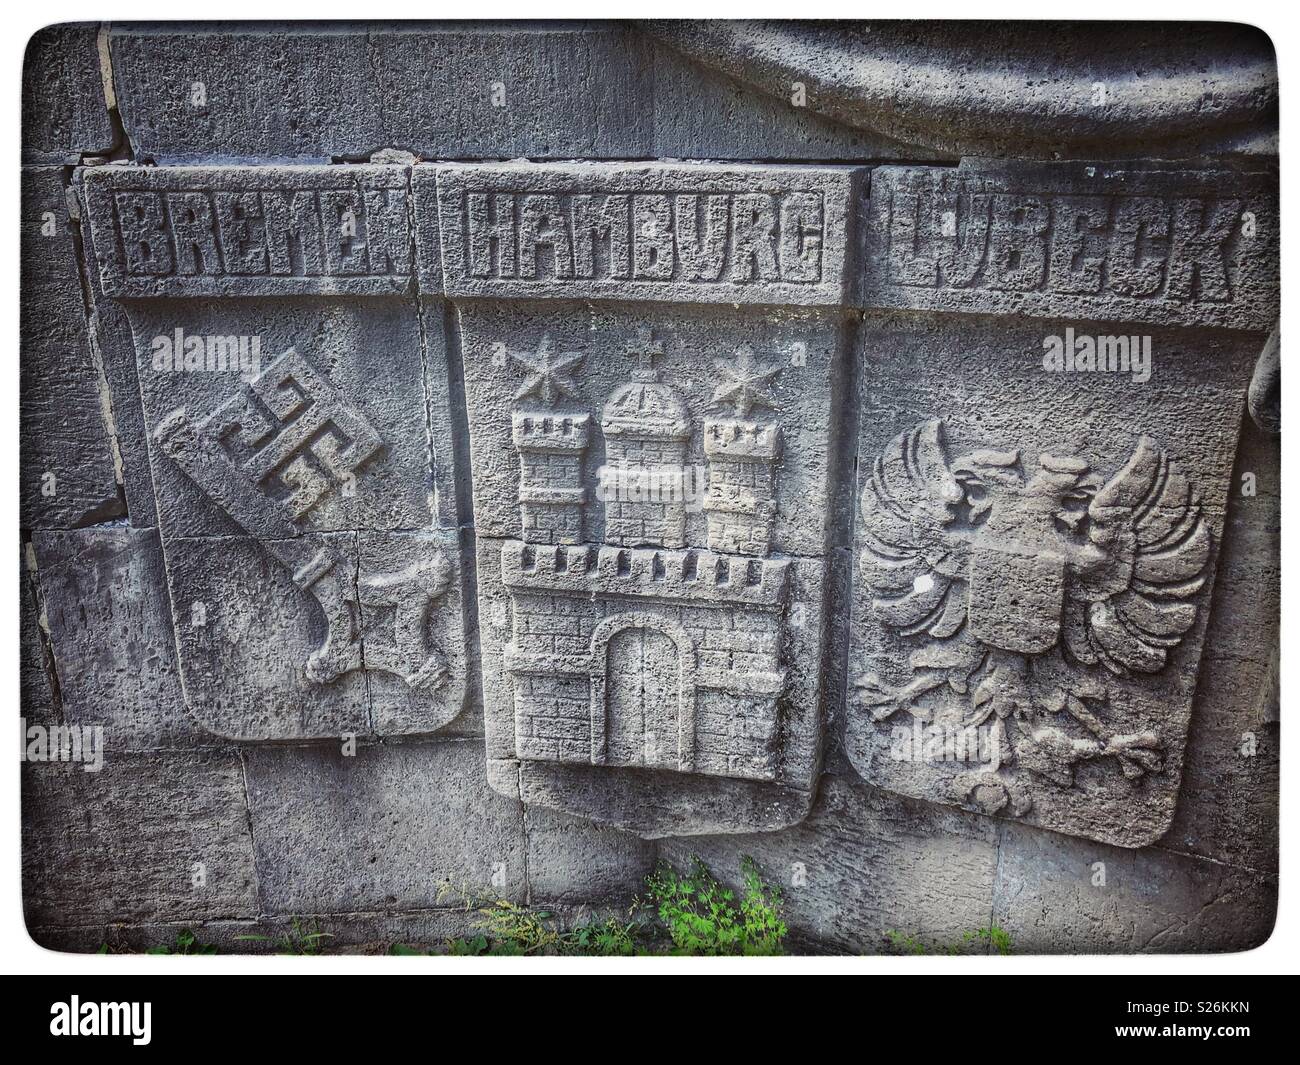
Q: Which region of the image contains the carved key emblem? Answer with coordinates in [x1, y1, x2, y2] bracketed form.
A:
[854, 419, 1211, 816]
[153, 345, 453, 690]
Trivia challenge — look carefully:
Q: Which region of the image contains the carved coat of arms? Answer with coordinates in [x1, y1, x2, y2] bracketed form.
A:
[854, 418, 1211, 823]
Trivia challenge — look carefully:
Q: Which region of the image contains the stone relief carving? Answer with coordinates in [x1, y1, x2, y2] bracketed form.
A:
[67, 148, 1273, 843]
[153, 345, 457, 693]
[79, 163, 469, 742]
[854, 419, 1209, 817]
[422, 160, 852, 836]
[860, 162, 1279, 329]
[500, 331, 793, 785]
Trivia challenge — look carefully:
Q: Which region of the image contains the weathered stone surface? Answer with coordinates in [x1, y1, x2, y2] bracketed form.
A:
[22, 23, 116, 163]
[22, 751, 257, 926]
[862, 162, 1279, 330]
[20, 545, 56, 723]
[427, 162, 859, 306]
[523, 805, 656, 904]
[847, 313, 1258, 847]
[20, 167, 123, 529]
[649, 40, 948, 163]
[19, 20, 1280, 956]
[83, 164, 416, 298]
[990, 821, 1276, 953]
[33, 526, 195, 747]
[658, 773, 1000, 954]
[1162, 416, 1278, 872]
[431, 159, 855, 835]
[646, 21, 1278, 160]
[109, 22, 654, 164]
[244, 741, 527, 914]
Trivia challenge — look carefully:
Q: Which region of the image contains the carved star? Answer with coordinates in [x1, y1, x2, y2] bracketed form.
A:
[510, 335, 584, 406]
[710, 345, 781, 417]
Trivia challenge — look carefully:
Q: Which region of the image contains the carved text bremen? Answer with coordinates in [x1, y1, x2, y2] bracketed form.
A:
[110, 185, 411, 279]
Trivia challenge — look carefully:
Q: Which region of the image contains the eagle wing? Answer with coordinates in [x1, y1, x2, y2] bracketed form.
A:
[859, 419, 971, 639]
[1063, 437, 1211, 675]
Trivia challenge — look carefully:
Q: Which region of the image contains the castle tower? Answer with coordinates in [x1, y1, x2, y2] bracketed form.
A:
[512, 412, 590, 544]
[508, 334, 590, 544]
[600, 333, 691, 548]
[703, 419, 782, 556]
[703, 344, 784, 556]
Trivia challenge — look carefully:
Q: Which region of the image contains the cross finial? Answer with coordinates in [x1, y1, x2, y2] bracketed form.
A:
[628, 329, 665, 382]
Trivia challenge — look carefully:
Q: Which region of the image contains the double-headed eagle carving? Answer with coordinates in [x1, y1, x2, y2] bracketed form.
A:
[856, 419, 1211, 815]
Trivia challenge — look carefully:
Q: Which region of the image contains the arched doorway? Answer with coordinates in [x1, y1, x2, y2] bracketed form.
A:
[588, 612, 697, 772]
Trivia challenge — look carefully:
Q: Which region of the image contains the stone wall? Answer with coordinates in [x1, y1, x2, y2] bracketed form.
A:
[20, 21, 1278, 954]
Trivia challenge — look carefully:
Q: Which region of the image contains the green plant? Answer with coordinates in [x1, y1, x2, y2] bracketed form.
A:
[445, 934, 490, 956]
[235, 917, 333, 956]
[884, 929, 926, 955]
[642, 856, 786, 956]
[563, 916, 641, 957]
[474, 899, 561, 954]
[962, 926, 1013, 956]
[885, 925, 1013, 956]
[145, 928, 218, 956]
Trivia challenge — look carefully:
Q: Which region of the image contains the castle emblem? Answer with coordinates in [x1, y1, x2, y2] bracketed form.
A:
[855, 419, 1211, 815]
[500, 331, 792, 781]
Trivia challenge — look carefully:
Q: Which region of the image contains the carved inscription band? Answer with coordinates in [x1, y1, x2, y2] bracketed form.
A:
[84, 161, 1276, 324]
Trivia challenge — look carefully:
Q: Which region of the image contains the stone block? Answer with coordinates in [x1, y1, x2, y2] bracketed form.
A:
[20, 167, 123, 529]
[22, 750, 257, 926]
[83, 164, 416, 299]
[22, 23, 115, 163]
[243, 741, 527, 914]
[860, 161, 1279, 330]
[33, 526, 195, 747]
[649, 40, 950, 163]
[990, 821, 1276, 953]
[523, 805, 657, 904]
[426, 161, 859, 306]
[109, 23, 653, 164]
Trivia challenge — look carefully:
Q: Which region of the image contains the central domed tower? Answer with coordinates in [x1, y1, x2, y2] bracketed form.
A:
[600, 338, 691, 548]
